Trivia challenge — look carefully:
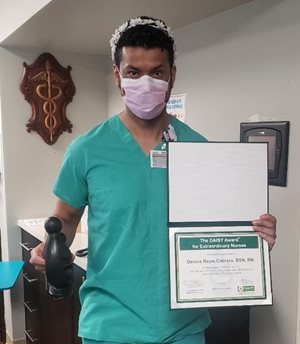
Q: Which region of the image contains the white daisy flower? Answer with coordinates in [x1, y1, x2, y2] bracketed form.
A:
[110, 17, 176, 62]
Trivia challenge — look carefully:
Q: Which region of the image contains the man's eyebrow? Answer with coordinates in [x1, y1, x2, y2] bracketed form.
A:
[124, 64, 166, 70]
[151, 64, 165, 70]
[124, 65, 140, 70]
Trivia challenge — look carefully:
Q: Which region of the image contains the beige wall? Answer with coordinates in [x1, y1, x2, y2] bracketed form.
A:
[0, 47, 107, 340]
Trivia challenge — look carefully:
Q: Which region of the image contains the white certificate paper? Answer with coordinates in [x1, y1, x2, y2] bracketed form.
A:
[168, 142, 268, 223]
[168, 142, 272, 308]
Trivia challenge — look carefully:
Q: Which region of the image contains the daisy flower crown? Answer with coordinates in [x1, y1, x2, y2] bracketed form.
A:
[110, 17, 177, 62]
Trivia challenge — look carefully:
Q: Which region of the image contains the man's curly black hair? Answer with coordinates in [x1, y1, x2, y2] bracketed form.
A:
[114, 16, 175, 68]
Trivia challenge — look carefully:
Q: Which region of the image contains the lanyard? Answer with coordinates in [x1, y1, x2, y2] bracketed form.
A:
[161, 124, 177, 150]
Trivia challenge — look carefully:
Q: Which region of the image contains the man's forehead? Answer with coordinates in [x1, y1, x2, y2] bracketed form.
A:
[120, 47, 169, 67]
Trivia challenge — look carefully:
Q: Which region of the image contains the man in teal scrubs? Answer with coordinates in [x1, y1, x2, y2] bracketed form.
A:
[30, 16, 277, 344]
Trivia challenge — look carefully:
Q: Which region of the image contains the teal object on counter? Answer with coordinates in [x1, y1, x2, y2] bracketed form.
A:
[0, 260, 24, 290]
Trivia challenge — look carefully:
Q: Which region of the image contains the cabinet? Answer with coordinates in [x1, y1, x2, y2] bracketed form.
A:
[20, 229, 85, 344]
[206, 307, 249, 344]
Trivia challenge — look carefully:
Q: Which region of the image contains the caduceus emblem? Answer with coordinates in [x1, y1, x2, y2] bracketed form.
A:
[20, 53, 76, 145]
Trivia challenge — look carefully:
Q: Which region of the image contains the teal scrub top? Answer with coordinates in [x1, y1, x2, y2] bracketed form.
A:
[53, 115, 211, 343]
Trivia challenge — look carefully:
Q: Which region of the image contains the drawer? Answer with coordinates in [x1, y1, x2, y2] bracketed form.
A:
[24, 304, 41, 344]
[20, 230, 41, 255]
[24, 327, 41, 344]
[23, 273, 40, 311]
[20, 229, 42, 276]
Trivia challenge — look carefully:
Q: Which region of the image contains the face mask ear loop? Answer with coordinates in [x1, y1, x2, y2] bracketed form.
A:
[165, 74, 173, 103]
[117, 69, 125, 95]
[168, 67, 175, 88]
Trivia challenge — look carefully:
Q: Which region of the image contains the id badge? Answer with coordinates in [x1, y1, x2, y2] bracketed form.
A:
[150, 150, 167, 168]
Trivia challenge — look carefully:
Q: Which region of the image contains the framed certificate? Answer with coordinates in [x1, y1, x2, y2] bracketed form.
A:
[168, 142, 272, 308]
[169, 226, 272, 308]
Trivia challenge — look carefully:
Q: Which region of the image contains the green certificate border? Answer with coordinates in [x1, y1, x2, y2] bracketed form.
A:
[174, 231, 267, 304]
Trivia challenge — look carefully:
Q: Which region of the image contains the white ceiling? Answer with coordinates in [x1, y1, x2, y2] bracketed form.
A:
[1, 0, 253, 55]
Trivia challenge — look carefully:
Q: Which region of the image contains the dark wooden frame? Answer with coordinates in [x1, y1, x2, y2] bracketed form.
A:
[20, 53, 76, 145]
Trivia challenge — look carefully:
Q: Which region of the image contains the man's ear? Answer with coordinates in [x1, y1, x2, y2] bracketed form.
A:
[113, 64, 125, 96]
[165, 65, 177, 103]
[113, 64, 121, 88]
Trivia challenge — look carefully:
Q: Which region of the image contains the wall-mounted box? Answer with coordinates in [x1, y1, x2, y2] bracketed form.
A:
[240, 121, 290, 187]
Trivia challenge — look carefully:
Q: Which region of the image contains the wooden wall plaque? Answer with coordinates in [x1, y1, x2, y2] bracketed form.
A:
[20, 53, 76, 145]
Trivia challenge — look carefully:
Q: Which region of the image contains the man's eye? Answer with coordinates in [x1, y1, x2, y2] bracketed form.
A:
[128, 71, 138, 77]
[153, 71, 163, 77]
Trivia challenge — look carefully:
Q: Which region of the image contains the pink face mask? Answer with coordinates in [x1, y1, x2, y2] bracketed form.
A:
[120, 74, 169, 120]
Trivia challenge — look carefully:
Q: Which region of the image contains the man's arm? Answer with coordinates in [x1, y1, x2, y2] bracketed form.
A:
[29, 199, 85, 271]
[52, 199, 85, 247]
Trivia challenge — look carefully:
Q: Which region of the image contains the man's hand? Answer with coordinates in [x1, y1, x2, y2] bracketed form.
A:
[30, 240, 75, 272]
[252, 213, 277, 250]
[29, 199, 84, 272]
[30, 242, 46, 272]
